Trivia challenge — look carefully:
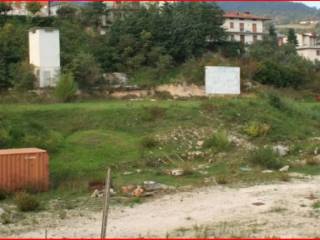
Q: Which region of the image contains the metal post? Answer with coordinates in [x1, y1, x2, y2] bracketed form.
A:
[100, 168, 111, 238]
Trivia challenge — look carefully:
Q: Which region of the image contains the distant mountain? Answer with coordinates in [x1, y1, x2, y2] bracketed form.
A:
[217, 2, 320, 24]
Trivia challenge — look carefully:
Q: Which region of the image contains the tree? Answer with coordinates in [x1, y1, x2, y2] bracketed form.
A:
[69, 52, 103, 91]
[81, 2, 107, 28]
[102, 2, 226, 71]
[11, 61, 36, 90]
[26, 2, 42, 16]
[54, 72, 78, 102]
[56, 5, 77, 20]
[267, 24, 278, 46]
[0, 3, 12, 15]
[0, 23, 27, 91]
[287, 28, 298, 46]
[159, 2, 226, 61]
[253, 44, 312, 88]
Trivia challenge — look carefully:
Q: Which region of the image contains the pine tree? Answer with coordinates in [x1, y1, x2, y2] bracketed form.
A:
[287, 28, 298, 46]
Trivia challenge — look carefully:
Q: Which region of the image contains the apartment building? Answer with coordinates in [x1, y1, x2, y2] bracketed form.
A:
[223, 11, 270, 45]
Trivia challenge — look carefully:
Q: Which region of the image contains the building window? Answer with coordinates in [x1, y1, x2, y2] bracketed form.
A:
[240, 23, 244, 32]
[240, 35, 245, 43]
[252, 23, 257, 33]
[230, 35, 235, 41]
[230, 22, 234, 29]
[317, 50, 320, 56]
[253, 35, 257, 43]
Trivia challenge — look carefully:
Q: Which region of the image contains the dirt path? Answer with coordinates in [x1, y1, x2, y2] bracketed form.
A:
[3, 177, 320, 238]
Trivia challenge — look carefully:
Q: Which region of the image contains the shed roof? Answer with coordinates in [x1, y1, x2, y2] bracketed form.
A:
[0, 148, 47, 155]
[224, 11, 270, 21]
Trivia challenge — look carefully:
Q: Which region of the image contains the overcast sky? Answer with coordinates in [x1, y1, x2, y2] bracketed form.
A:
[298, 1, 320, 8]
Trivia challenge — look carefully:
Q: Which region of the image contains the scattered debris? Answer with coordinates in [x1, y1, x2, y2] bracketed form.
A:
[196, 140, 204, 147]
[311, 155, 320, 165]
[91, 189, 103, 198]
[88, 181, 105, 191]
[279, 165, 290, 172]
[170, 169, 184, 176]
[123, 171, 133, 175]
[199, 170, 208, 175]
[288, 172, 307, 178]
[240, 166, 252, 172]
[143, 181, 173, 192]
[203, 177, 216, 184]
[314, 147, 319, 155]
[121, 185, 136, 194]
[91, 188, 116, 198]
[262, 170, 274, 174]
[273, 145, 289, 157]
[252, 202, 265, 206]
[132, 186, 144, 197]
[0, 208, 4, 217]
[305, 193, 318, 200]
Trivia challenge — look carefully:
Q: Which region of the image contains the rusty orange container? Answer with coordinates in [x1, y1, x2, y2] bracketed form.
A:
[0, 148, 49, 192]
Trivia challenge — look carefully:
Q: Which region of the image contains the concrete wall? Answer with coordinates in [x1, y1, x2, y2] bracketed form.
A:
[205, 66, 240, 95]
[229, 34, 263, 44]
[223, 18, 264, 33]
[283, 34, 317, 47]
[29, 28, 60, 88]
[297, 48, 320, 62]
[223, 18, 264, 44]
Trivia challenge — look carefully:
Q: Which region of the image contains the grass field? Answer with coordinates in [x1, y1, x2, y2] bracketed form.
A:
[1, 93, 320, 199]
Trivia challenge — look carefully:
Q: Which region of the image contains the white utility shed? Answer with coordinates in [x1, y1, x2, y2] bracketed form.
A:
[205, 66, 240, 95]
[29, 28, 60, 88]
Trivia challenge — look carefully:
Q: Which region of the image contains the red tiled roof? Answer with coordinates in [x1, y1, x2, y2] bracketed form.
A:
[224, 11, 271, 21]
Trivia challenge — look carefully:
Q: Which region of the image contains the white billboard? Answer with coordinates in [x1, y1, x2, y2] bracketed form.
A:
[205, 66, 240, 95]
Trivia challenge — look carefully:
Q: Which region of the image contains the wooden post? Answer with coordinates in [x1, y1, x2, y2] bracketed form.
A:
[100, 168, 111, 239]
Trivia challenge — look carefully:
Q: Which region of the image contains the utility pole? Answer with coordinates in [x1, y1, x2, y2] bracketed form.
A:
[100, 168, 111, 238]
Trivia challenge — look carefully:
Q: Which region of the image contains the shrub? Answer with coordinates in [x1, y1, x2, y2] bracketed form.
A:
[155, 91, 172, 100]
[216, 174, 228, 185]
[248, 147, 282, 169]
[69, 52, 103, 91]
[15, 192, 40, 212]
[267, 92, 287, 111]
[142, 106, 166, 121]
[179, 161, 195, 176]
[200, 101, 215, 112]
[0, 189, 8, 200]
[54, 72, 78, 102]
[244, 121, 271, 138]
[11, 62, 37, 90]
[203, 131, 231, 152]
[22, 130, 63, 153]
[141, 136, 159, 149]
[279, 173, 290, 182]
[312, 201, 320, 209]
[0, 128, 11, 147]
[306, 158, 320, 166]
[0, 212, 12, 225]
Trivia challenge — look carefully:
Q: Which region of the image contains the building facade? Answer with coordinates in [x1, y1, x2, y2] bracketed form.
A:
[296, 33, 320, 62]
[281, 32, 320, 62]
[29, 28, 60, 88]
[7, 2, 50, 16]
[223, 11, 270, 45]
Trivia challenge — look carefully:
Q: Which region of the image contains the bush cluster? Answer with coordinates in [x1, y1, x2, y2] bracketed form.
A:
[243, 121, 271, 138]
[248, 147, 282, 169]
[203, 131, 231, 153]
[15, 192, 40, 212]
